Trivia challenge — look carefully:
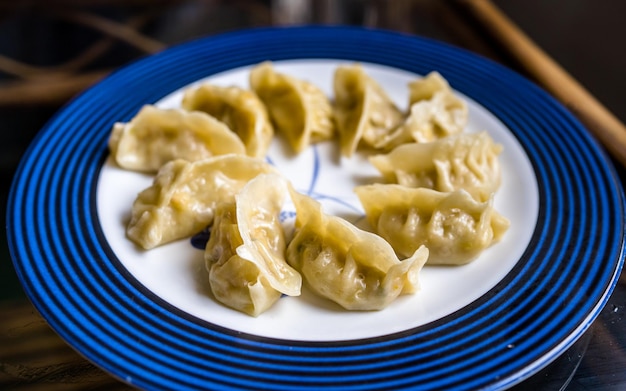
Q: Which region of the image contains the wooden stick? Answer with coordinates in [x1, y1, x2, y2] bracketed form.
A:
[458, 0, 626, 167]
[0, 70, 109, 106]
[56, 9, 166, 54]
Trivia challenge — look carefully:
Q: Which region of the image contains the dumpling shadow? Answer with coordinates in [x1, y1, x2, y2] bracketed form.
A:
[296, 286, 347, 313]
[333, 212, 373, 232]
[190, 247, 215, 300]
[271, 133, 300, 159]
[351, 173, 385, 187]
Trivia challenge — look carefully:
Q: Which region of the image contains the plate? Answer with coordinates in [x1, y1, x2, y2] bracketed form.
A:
[8, 26, 625, 390]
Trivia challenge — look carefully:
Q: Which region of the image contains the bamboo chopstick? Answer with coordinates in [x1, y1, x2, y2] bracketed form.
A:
[458, 0, 626, 167]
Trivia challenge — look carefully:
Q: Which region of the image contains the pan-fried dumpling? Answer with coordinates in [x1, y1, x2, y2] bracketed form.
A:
[182, 84, 273, 158]
[333, 64, 404, 157]
[286, 188, 429, 311]
[375, 72, 468, 150]
[249, 61, 334, 153]
[126, 154, 276, 250]
[370, 132, 503, 202]
[108, 105, 246, 172]
[205, 173, 301, 316]
[355, 184, 510, 265]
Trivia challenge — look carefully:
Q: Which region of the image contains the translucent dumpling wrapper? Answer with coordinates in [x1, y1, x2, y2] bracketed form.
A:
[108, 105, 246, 172]
[205, 173, 301, 317]
[375, 72, 468, 150]
[249, 61, 334, 153]
[370, 132, 503, 202]
[182, 84, 274, 158]
[333, 64, 404, 157]
[286, 188, 429, 311]
[126, 155, 276, 250]
[407, 71, 460, 105]
[355, 184, 510, 265]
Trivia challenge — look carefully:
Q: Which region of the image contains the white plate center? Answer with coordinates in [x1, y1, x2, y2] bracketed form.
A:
[97, 60, 539, 341]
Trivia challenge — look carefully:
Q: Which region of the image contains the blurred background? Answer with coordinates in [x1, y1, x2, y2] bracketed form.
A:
[1, 1, 624, 389]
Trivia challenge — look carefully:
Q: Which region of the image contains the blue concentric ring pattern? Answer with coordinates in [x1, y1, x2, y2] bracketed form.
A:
[7, 26, 625, 390]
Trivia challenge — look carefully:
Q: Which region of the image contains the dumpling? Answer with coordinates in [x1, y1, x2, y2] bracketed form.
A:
[108, 105, 246, 172]
[370, 132, 503, 201]
[286, 188, 429, 311]
[407, 71, 462, 106]
[355, 184, 510, 265]
[205, 173, 301, 317]
[126, 154, 276, 250]
[333, 64, 404, 156]
[249, 61, 334, 153]
[375, 72, 468, 150]
[182, 84, 273, 158]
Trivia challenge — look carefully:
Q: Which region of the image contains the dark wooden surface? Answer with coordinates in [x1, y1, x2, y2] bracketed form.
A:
[1, 1, 624, 389]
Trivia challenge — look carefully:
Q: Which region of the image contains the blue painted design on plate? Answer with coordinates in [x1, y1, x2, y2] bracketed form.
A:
[306, 144, 321, 196]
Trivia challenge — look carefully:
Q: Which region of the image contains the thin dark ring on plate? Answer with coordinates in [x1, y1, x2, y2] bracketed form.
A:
[7, 26, 625, 390]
